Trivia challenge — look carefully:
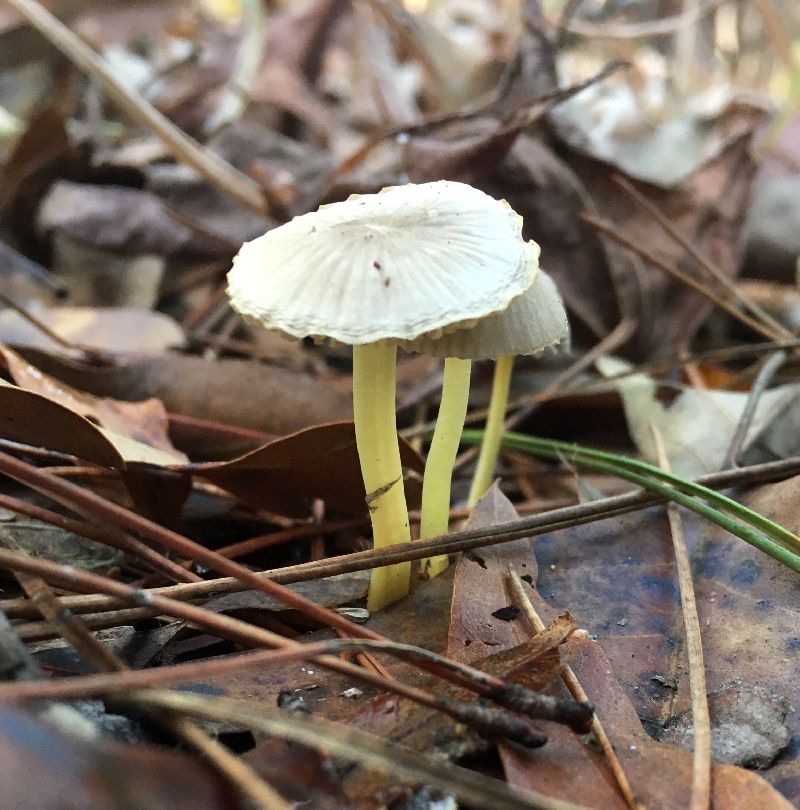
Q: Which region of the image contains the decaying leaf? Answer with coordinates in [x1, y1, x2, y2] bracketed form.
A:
[195, 421, 424, 516]
[0, 344, 187, 464]
[0, 305, 186, 355]
[598, 355, 800, 476]
[19, 349, 352, 435]
[532, 475, 800, 803]
[447, 482, 563, 664]
[36, 181, 197, 257]
[459, 485, 794, 807]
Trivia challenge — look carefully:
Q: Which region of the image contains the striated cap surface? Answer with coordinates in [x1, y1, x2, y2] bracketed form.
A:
[227, 181, 538, 344]
[402, 269, 569, 359]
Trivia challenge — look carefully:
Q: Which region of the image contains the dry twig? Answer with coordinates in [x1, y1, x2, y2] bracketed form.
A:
[651, 427, 711, 810]
[506, 568, 643, 810]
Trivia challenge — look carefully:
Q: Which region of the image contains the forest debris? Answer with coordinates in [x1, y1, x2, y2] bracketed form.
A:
[598, 356, 800, 476]
[0, 343, 186, 462]
[196, 421, 423, 516]
[0, 305, 186, 355]
[19, 349, 352, 435]
[661, 681, 791, 769]
[37, 181, 196, 256]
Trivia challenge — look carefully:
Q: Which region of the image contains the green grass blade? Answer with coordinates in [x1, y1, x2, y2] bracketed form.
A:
[459, 429, 800, 573]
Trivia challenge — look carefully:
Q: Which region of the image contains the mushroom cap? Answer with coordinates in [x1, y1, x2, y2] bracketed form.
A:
[227, 181, 538, 344]
[401, 269, 569, 359]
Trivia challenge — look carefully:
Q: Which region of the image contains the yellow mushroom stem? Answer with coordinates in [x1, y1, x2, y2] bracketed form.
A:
[419, 356, 472, 577]
[467, 353, 514, 507]
[352, 341, 412, 611]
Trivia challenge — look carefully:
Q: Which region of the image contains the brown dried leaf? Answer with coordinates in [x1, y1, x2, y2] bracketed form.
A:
[0, 344, 187, 464]
[447, 481, 560, 664]
[528, 477, 800, 804]
[196, 421, 424, 517]
[501, 635, 793, 809]
[20, 349, 352, 436]
[458, 485, 794, 807]
[551, 103, 765, 359]
[485, 137, 622, 342]
[0, 384, 123, 467]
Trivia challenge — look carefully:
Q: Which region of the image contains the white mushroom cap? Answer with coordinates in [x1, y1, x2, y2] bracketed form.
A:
[401, 269, 569, 359]
[227, 181, 538, 344]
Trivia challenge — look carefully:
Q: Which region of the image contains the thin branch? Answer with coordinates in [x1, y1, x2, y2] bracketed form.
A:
[611, 176, 789, 339]
[124, 690, 589, 810]
[6, 539, 291, 810]
[506, 567, 643, 810]
[2, 455, 799, 622]
[721, 349, 789, 469]
[0, 545, 588, 737]
[581, 213, 778, 342]
[651, 427, 711, 810]
[0, 492, 199, 584]
[561, 0, 726, 40]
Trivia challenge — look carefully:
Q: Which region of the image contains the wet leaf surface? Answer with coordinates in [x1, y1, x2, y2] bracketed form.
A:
[452, 485, 795, 807]
[532, 477, 800, 803]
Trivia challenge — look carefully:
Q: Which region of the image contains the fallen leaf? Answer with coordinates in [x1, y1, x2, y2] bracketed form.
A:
[0, 384, 123, 467]
[0, 344, 187, 463]
[597, 355, 800, 476]
[37, 181, 197, 257]
[532, 475, 800, 803]
[0, 305, 186, 355]
[195, 421, 424, 516]
[20, 348, 352, 436]
[447, 482, 560, 664]
[458, 485, 794, 807]
[501, 635, 793, 809]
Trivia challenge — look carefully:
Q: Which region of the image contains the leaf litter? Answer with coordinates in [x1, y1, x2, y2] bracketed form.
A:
[0, 0, 799, 807]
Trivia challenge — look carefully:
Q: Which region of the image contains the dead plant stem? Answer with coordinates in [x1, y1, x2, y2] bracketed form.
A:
[651, 428, 711, 810]
[506, 568, 644, 810]
[2, 455, 799, 624]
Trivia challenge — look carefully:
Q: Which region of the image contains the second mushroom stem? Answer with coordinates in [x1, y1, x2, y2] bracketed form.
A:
[468, 353, 514, 507]
[352, 342, 412, 611]
[420, 357, 472, 576]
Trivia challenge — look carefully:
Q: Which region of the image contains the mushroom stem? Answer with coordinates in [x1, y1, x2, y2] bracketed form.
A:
[419, 356, 472, 577]
[352, 342, 412, 611]
[467, 353, 514, 507]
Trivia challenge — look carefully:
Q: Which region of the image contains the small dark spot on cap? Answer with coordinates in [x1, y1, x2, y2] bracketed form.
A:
[384, 277, 391, 287]
[373, 260, 382, 270]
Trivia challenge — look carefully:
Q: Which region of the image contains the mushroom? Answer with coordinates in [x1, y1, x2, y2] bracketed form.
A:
[403, 269, 569, 576]
[226, 180, 536, 610]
